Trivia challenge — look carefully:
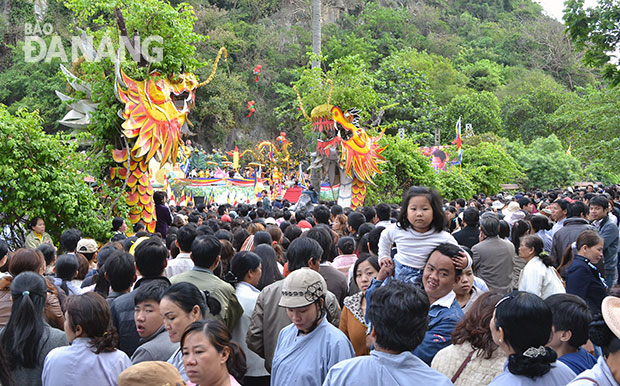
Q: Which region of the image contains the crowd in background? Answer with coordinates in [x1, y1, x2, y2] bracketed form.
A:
[1, 182, 620, 385]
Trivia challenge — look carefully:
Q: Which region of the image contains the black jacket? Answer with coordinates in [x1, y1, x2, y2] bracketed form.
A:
[453, 225, 480, 250]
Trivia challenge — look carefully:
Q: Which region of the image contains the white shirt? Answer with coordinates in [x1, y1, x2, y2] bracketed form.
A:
[378, 224, 457, 269]
[518, 256, 565, 299]
[164, 252, 194, 278]
[232, 282, 269, 377]
[42, 337, 132, 386]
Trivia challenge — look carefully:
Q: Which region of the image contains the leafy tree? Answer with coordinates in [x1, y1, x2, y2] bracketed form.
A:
[435, 170, 475, 201]
[459, 59, 505, 92]
[0, 106, 114, 246]
[441, 91, 502, 137]
[460, 140, 522, 194]
[564, 0, 620, 86]
[365, 134, 437, 205]
[509, 135, 581, 190]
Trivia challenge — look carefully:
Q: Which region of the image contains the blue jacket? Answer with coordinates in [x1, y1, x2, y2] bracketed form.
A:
[566, 255, 607, 315]
[413, 295, 464, 365]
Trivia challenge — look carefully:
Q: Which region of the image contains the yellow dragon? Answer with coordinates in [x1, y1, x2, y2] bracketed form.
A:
[112, 48, 227, 231]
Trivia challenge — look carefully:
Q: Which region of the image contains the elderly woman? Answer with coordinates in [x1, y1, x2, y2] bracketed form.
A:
[24, 217, 53, 249]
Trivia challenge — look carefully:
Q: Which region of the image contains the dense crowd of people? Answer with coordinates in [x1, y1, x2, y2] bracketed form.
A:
[1, 182, 620, 385]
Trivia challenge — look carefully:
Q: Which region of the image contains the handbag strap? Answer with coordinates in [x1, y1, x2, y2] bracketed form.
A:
[451, 349, 476, 383]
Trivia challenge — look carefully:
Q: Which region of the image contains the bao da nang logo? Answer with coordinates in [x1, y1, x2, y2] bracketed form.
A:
[24, 22, 164, 63]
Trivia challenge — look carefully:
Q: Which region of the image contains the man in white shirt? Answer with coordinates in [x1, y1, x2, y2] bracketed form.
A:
[164, 225, 196, 278]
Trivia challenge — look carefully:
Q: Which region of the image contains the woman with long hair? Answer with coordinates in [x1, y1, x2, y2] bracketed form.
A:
[226, 252, 268, 386]
[161, 282, 221, 382]
[253, 245, 283, 290]
[432, 292, 505, 385]
[517, 235, 565, 299]
[488, 291, 575, 385]
[339, 254, 379, 356]
[0, 248, 64, 329]
[42, 292, 131, 385]
[0, 272, 67, 386]
[182, 319, 247, 386]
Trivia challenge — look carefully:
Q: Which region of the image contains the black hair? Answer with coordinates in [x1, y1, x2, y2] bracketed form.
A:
[347, 212, 366, 234]
[567, 201, 589, 218]
[28, 217, 43, 230]
[337, 236, 356, 255]
[55, 254, 79, 295]
[191, 235, 222, 269]
[590, 195, 610, 209]
[456, 198, 466, 208]
[176, 225, 198, 252]
[92, 244, 123, 297]
[65, 292, 118, 353]
[110, 233, 127, 243]
[0, 272, 47, 370]
[0, 240, 7, 260]
[112, 217, 125, 232]
[330, 205, 343, 217]
[530, 215, 552, 233]
[550, 199, 568, 212]
[227, 252, 261, 285]
[518, 197, 532, 209]
[60, 228, 82, 253]
[590, 313, 620, 357]
[253, 231, 273, 247]
[521, 235, 554, 267]
[463, 207, 480, 226]
[498, 219, 510, 239]
[493, 291, 557, 378]
[544, 294, 592, 348]
[304, 226, 333, 263]
[397, 186, 445, 232]
[287, 238, 323, 272]
[352, 254, 380, 283]
[232, 228, 250, 252]
[313, 205, 331, 225]
[153, 191, 166, 205]
[368, 280, 429, 352]
[283, 225, 302, 242]
[511, 220, 531, 254]
[253, 245, 283, 290]
[188, 212, 201, 224]
[104, 251, 136, 293]
[181, 320, 247, 383]
[361, 207, 377, 223]
[215, 230, 232, 242]
[134, 280, 170, 306]
[36, 243, 56, 266]
[428, 243, 463, 277]
[357, 223, 375, 239]
[376, 203, 390, 221]
[367, 226, 385, 255]
[163, 282, 221, 318]
[134, 237, 168, 277]
[133, 222, 146, 233]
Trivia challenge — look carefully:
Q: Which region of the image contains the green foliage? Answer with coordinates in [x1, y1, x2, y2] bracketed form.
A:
[459, 59, 505, 92]
[365, 134, 437, 205]
[507, 135, 580, 190]
[435, 170, 475, 201]
[0, 106, 114, 245]
[564, 0, 620, 86]
[441, 91, 502, 136]
[460, 140, 522, 194]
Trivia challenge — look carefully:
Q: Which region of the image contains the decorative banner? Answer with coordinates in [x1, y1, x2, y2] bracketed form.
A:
[420, 146, 453, 171]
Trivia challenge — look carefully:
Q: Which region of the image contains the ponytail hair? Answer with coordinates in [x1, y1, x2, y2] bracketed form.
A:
[590, 313, 620, 357]
[0, 272, 47, 369]
[559, 230, 602, 271]
[163, 282, 221, 318]
[65, 292, 118, 353]
[522, 235, 553, 267]
[226, 252, 261, 286]
[181, 320, 247, 383]
[493, 291, 556, 378]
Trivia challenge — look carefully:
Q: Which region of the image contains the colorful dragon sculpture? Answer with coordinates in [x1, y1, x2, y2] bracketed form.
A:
[299, 95, 386, 208]
[111, 48, 228, 231]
